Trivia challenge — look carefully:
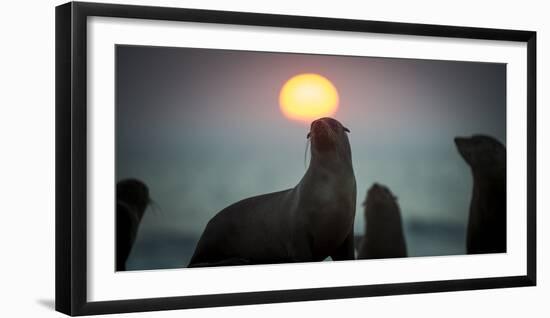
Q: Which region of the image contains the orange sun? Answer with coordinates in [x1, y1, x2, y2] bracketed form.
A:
[279, 73, 339, 122]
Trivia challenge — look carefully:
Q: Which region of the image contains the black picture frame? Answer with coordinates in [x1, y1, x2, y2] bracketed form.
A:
[55, 1, 537, 316]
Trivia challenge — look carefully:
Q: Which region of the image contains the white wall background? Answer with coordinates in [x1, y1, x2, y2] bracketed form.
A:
[0, 0, 547, 316]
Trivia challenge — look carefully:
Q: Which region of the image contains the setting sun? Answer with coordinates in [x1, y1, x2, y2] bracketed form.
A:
[279, 73, 339, 122]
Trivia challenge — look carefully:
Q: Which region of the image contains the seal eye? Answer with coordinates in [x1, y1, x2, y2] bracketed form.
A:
[307, 132, 311, 139]
[343, 127, 350, 133]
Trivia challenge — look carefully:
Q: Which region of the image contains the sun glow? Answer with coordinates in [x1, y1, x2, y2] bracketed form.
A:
[279, 73, 339, 122]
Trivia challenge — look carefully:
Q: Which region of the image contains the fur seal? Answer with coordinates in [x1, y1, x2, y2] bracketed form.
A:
[454, 135, 506, 254]
[357, 183, 407, 259]
[116, 179, 151, 271]
[188, 117, 356, 267]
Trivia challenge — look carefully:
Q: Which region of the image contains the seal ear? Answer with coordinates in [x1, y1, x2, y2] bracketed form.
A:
[343, 127, 350, 133]
[307, 132, 311, 139]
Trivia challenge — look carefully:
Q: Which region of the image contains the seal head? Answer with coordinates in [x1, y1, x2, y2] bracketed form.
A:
[454, 135, 506, 177]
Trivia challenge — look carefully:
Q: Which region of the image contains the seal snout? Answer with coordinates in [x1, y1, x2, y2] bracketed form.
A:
[309, 117, 343, 140]
[454, 136, 467, 146]
[454, 136, 471, 152]
[454, 136, 474, 164]
[308, 118, 334, 150]
[311, 118, 330, 133]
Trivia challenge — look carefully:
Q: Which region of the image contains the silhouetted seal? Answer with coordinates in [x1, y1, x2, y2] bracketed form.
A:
[188, 117, 356, 267]
[116, 179, 150, 271]
[357, 183, 407, 259]
[455, 135, 506, 254]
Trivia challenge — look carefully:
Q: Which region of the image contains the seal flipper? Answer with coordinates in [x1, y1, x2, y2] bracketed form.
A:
[330, 230, 355, 261]
[187, 257, 251, 268]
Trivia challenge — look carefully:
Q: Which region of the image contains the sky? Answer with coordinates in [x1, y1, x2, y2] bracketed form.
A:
[115, 45, 506, 270]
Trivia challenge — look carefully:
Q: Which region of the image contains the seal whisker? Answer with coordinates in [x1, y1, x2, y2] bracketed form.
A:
[148, 199, 162, 215]
[304, 138, 310, 169]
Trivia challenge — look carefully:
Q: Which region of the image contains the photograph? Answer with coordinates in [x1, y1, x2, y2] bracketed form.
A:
[115, 45, 507, 271]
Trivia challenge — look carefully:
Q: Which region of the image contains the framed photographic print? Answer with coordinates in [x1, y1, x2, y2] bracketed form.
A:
[55, 1, 536, 316]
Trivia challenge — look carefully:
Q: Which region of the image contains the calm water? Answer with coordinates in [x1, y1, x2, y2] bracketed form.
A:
[126, 219, 466, 270]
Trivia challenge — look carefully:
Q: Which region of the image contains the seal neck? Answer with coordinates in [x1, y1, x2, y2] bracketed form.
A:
[309, 150, 353, 172]
[303, 154, 355, 190]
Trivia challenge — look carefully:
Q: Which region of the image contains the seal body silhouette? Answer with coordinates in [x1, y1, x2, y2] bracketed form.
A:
[188, 117, 356, 267]
[455, 135, 506, 254]
[357, 183, 407, 259]
[116, 179, 150, 271]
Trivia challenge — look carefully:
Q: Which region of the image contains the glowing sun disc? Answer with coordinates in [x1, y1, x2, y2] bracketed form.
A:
[279, 73, 339, 122]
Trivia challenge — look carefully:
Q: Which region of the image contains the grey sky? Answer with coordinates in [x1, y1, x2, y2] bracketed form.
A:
[116, 45, 506, 269]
